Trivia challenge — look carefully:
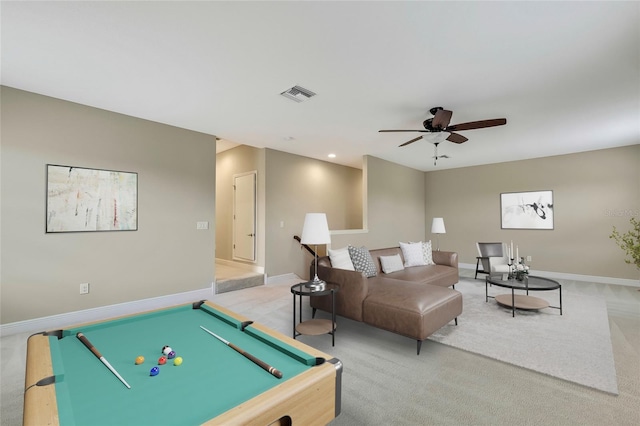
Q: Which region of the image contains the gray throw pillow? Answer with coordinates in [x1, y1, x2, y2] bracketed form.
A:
[348, 245, 378, 277]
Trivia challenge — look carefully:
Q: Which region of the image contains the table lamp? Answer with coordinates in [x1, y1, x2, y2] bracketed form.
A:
[300, 213, 331, 290]
[431, 217, 446, 251]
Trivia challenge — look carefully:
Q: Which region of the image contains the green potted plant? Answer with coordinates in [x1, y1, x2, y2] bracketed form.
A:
[610, 217, 640, 270]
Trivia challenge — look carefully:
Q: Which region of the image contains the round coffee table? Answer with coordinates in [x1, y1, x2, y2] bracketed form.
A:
[485, 275, 562, 317]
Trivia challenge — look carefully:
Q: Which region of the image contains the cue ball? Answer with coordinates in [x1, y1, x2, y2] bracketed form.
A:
[162, 346, 172, 355]
[135, 356, 145, 365]
[150, 367, 160, 376]
[158, 356, 167, 365]
[167, 350, 176, 359]
[173, 356, 183, 366]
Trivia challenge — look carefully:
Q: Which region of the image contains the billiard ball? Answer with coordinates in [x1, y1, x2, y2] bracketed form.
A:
[167, 350, 176, 359]
[134, 356, 145, 365]
[158, 356, 167, 365]
[162, 346, 172, 355]
[150, 367, 160, 376]
[173, 356, 183, 366]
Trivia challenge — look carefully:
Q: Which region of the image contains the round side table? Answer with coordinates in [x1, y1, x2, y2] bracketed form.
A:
[291, 282, 338, 346]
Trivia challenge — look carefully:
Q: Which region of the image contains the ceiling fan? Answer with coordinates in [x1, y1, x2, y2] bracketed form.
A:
[379, 107, 507, 147]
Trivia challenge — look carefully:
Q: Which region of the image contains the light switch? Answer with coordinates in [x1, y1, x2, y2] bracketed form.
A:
[196, 221, 209, 230]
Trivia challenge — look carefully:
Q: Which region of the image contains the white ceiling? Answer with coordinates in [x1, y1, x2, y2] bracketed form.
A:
[2, 1, 638, 171]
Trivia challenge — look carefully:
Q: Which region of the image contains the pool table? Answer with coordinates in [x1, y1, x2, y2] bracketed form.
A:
[24, 300, 342, 425]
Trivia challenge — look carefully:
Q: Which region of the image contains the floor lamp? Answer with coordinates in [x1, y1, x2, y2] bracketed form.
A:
[431, 217, 446, 251]
[301, 213, 331, 291]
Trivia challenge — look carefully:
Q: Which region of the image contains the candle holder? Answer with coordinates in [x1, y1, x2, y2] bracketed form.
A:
[507, 258, 515, 279]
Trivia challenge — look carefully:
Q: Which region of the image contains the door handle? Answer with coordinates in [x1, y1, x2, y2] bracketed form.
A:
[247, 233, 255, 237]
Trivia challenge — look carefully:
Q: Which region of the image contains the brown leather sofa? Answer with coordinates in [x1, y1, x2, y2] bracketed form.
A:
[310, 247, 462, 354]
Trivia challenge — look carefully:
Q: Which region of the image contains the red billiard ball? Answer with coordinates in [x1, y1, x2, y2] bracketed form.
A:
[158, 356, 167, 365]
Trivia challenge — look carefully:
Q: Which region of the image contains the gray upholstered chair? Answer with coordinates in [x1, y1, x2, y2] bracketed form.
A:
[475, 242, 510, 279]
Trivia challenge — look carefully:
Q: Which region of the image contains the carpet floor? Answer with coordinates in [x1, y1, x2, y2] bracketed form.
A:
[429, 278, 618, 394]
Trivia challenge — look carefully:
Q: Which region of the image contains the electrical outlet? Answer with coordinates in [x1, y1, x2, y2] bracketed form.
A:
[79, 283, 90, 295]
[526, 256, 532, 262]
[196, 221, 209, 230]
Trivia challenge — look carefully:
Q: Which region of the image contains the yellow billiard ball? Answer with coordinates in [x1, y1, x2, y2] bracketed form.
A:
[173, 356, 183, 366]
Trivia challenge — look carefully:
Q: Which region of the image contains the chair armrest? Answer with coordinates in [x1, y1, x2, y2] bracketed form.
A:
[432, 250, 458, 268]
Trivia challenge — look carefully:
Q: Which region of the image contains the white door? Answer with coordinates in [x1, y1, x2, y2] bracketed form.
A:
[233, 172, 257, 262]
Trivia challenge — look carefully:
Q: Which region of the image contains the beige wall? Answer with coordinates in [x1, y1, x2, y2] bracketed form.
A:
[0, 87, 217, 324]
[424, 145, 639, 280]
[264, 149, 362, 279]
[330, 155, 427, 250]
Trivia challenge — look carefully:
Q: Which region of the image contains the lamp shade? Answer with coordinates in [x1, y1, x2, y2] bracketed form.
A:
[300, 213, 331, 245]
[431, 217, 446, 234]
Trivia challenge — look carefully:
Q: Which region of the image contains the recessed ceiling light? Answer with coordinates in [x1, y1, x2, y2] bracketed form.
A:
[328, 153, 336, 158]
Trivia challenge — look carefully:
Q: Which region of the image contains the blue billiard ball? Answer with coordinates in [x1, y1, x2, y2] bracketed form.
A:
[150, 366, 160, 376]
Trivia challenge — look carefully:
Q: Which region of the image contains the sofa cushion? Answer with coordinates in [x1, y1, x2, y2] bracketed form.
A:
[422, 240, 435, 265]
[328, 247, 355, 271]
[348, 245, 378, 277]
[399, 241, 427, 267]
[364, 280, 462, 341]
[379, 254, 404, 274]
[378, 264, 457, 287]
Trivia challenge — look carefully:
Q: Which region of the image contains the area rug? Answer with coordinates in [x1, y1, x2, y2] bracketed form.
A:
[428, 278, 619, 394]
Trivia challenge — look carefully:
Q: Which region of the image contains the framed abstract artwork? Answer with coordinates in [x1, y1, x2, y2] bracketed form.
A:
[500, 190, 554, 230]
[46, 164, 138, 233]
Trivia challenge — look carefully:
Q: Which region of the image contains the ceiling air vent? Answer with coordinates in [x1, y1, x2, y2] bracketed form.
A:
[280, 85, 316, 103]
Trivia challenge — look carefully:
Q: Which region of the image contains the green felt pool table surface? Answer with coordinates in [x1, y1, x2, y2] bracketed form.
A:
[24, 301, 341, 426]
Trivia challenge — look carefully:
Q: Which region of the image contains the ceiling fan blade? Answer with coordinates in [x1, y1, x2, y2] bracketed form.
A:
[431, 109, 452, 129]
[399, 136, 424, 147]
[446, 132, 468, 144]
[379, 129, 428, 133]
[446, 118, 506, 132]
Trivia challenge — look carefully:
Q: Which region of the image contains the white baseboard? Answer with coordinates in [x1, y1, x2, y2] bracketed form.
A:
[459, 263, 640, 287]
[0, 287, 214, 338]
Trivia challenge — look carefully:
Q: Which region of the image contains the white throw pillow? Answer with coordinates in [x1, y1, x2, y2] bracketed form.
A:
[422, 240, 435, 265]
[400, 241, 427, 267]
[379, 254, 405, 274]
[328, 247, 355, 271]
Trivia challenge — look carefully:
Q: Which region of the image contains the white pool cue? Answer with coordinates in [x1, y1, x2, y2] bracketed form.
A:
[76, 332, 131, 389]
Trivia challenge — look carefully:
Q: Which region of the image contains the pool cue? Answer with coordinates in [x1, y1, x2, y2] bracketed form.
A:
[199, 326, 283, 379]
[76, 332, 131, 389]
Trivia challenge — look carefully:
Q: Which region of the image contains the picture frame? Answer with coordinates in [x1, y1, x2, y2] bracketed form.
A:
[500, 190, 553, 230]
[46, 164, 138, 233]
